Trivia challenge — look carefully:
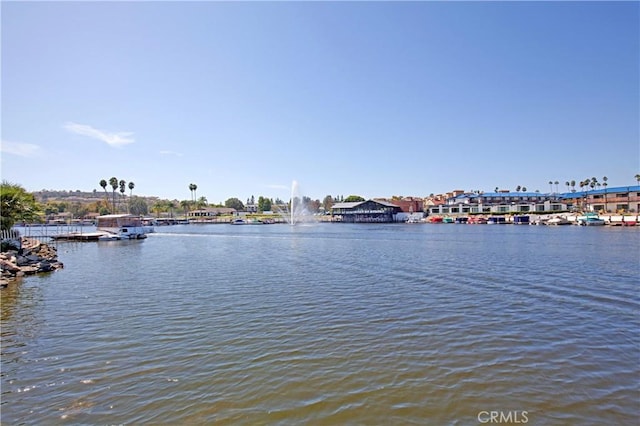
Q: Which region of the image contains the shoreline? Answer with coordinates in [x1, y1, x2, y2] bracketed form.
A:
[0, 238, 64, 287]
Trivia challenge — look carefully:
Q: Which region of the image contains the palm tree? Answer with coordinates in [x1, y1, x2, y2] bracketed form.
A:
[522, 187, 527, 192]
[167, 201, 176, 218]
[554, 181, 559, 194]
[548, 181, 553, 193]
[565, 181, 570, 193]
[197, 196, 208, 209]
[579, 180, 587, 211]
[570, 180, 576, 192]
[109, 177, 118, 213]
[635, 174, 640, 185]
[515, 185, 521, 192]
[602, 176, 608, 212]
[180, 200, 190, 217]
[188, 183, 198, 204]
[119, 180, 126, 213]
[99, 179, 108, 207]
[128, 182, 135, 214]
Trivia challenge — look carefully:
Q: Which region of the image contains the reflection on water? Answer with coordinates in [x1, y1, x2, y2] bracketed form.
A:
[1, 224, 638, 425]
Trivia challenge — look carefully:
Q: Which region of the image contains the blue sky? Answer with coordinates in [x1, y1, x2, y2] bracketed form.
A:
[2, 1, 638, 204]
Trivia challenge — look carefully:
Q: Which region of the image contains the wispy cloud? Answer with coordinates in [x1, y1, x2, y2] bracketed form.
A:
[159, 150, 183, 157]
[63, 122, 134, 147]
[0, 140, 41, 157]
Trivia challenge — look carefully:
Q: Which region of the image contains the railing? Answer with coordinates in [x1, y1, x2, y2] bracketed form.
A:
[1, 229, 22, 250]
[1, 229, 21, 240]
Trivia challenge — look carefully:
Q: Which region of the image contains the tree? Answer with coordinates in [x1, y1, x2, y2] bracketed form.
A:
[109, 177, 118, 213]
[308, 199, 321, 213]
[548, 181, 553, 193]
[180, 200, 190, 216]
[225, 197, 245, 211]
[322, 195, 334, 212]
[344, 195, 365, 202]
[602, 176, 608, 212]
[1, 181, 42, 230]
[515, 185, 521, 192]
[119, 180, 126, 212]
[167, 201, 176, 218]
[188, 183, 198, 203]
[565, 181, 570, 193]
[258, 196, 272, 212]
[99, 179, 108, 206]
[127, 182, 135, 214]
[635, 174, 640, 185]
[554, 181, 559, 193]
[129, 196, 148, 216]
[197, 196, 208, 209]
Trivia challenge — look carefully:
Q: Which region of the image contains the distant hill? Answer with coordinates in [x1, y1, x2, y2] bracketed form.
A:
[33, 190, 161, 204]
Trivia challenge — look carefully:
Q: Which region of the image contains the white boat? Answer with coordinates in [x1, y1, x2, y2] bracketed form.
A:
[547, 216, 571, 226]
[230, 218, 264, 225]
[576, 213, 606, 226]
[96, 214, 148, 239]
[531, 217, 549, 226]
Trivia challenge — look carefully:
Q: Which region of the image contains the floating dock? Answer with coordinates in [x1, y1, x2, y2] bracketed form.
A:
[50, 232, 108, 241]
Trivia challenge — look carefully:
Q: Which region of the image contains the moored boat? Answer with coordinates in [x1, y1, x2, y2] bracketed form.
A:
[576, 213, 606, 226]
[487, 217, 507, 224]
[513, 215, 530, 225]
[468, 217, 487, 224]
[547, 216, 571, 226]
[96, 214, 148, 239]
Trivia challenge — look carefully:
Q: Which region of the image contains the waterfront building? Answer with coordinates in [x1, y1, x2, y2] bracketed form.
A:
[331, 200, 402, 223]
[559, 186, 639, 213]
[188, 207, 237, 218]
[428, 191, 567, 216]
[427, 186, 640, 216]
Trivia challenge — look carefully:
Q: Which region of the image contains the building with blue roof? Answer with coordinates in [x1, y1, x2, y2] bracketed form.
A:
[558, 185, 639, 213]
[428, 186, 639, 215]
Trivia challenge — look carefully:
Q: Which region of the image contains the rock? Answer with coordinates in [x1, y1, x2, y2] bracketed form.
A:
[1, 239, 63, 282]
[0, 258, 21, 273]
[20, 266, 38, 275]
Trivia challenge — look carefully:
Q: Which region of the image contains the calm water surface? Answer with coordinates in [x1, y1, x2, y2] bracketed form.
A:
[1, 224, 639, 425]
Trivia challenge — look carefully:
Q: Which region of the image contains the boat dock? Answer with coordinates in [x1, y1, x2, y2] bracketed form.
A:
[50, 232, 108, 241]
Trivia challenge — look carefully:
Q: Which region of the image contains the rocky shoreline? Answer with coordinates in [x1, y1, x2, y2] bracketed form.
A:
[0, 238, 64, 287]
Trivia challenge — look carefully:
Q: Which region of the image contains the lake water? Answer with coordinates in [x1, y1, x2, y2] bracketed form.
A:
[1, 223, 639, 425]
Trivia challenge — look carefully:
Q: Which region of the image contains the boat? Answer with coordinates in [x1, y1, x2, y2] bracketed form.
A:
[468, 216, 487, 224]
[487, 217, 507, 224]
[531, 217, 549, 226]
[96, 214, 148, 239]
[513, 215, 530, 225]
[455, 217, 469, 224]
[231, 218, 264, 225]
[547, 216, 571, 226]
[576, 213, 606, 226]
[442, 217, 454, 224]
[428, 216, 443, 223]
